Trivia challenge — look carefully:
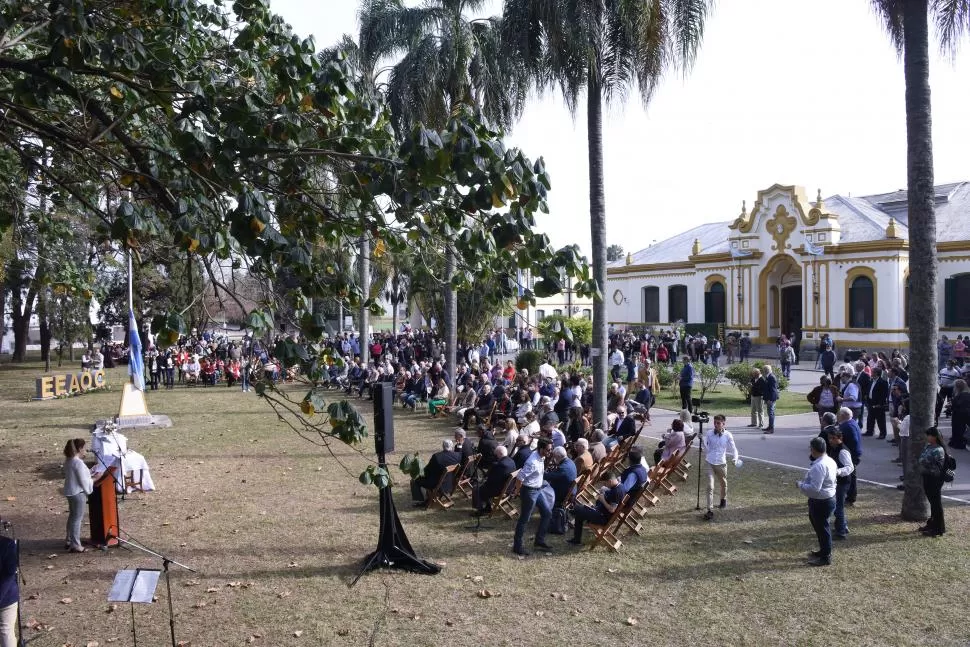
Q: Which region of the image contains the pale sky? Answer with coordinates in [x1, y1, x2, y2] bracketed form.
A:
[269, 0, 970, 257]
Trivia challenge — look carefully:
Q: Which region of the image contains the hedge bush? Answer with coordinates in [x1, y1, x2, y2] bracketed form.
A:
[515, 349, 546, 375]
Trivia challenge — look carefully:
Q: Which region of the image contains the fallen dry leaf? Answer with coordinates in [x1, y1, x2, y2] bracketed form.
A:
[277, 591, 291, 599]
[292, 630, 303, 638]
[227, 581, 242, 588]
[606, 568, 617, 573]
[86, 641, 99, 647]
[60, 598, 72, 604]
[477, 589, 493, 599]
[183, 580, 200, 587]
[206, 587, 219, 593]
[47, 554, 57, 559]
[28, 593, 39, 600]
[192, 601, 206, 609]
[626, 617, 639, 626]
[445, 620, 454, 627]
[5, 496, 15, 501]
[106, 604, 118, 614]
[287, 561, 299, 568]
[336, 628, 349, 636]
[535, 610, 544, 617]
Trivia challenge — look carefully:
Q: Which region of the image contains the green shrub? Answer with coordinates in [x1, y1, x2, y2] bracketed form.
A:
[657, 361, 724, 401]
[537, 314, 593, 346]
[515, 349, 546, 375]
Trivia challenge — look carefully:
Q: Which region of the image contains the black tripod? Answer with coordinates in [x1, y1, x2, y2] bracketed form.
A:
[108, 532, 196, 647]
[351, 384, 440, 587]
[692, 409, 709, 511]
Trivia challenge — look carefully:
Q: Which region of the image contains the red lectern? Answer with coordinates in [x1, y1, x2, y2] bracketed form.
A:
[89, 466, 120, 547]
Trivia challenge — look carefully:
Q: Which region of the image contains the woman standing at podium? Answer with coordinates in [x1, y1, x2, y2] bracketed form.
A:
[63, 439, 93, 553]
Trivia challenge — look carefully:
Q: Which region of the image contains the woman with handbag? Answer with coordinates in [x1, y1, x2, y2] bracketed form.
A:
[918, 428, 947, 537]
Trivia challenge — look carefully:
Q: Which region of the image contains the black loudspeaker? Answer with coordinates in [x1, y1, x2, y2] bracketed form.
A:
[374, 382, 395, 455]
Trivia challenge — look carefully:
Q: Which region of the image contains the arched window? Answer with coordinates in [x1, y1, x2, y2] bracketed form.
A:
[668, 285, 688, 323]
[705, 281, 726, 324]
[849, 276, 874, 329]
[642, 286, 660, 323]
[945, 274, 970, 327]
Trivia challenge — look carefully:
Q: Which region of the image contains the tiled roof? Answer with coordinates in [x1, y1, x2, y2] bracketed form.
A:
[611, 221, 733, 267]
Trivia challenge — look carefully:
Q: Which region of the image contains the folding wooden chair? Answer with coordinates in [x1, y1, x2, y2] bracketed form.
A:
[654, 449, 690, 496]
[588, 494, 630, 552]
[481, 402, 499, 429]
[622, 487, 651, 535]
[455, 454, 481, 499]
[427, 464, 460, 510]
[576, 464, 603, 507]
[490, 469, 522, 519]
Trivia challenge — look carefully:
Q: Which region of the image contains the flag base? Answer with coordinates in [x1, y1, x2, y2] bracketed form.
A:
[118, 383, 150, 417]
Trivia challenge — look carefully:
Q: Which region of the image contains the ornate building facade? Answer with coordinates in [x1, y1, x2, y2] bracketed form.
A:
[607, 182, 970, 348]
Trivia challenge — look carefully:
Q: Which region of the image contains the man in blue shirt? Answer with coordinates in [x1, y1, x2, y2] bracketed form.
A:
[513, 438, 554, 556]
[837, 407, 863, 506]
[679, 357, 695, 412]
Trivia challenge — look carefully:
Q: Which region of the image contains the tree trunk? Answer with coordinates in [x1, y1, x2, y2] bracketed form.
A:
[10, 286, 37, 363]
[587, 72, 609, 431]
[444, 248, 457, 388]
[359, 229, 370, 365]
[38, 287, 51, 372]
[901, 0, 933, 522]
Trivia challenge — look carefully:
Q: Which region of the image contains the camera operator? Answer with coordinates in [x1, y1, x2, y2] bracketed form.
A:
[0, 523, 19, 647]
[703, 414, 740, 521]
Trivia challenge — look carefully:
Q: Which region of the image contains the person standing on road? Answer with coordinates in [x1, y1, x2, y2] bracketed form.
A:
[836, 408, 863, 506]
[762, 365, 779, 433]
[679, 358, 695, 413]
[824, 428, 855, 540]
[748, 368, 765, 429]
[703, 415, 739, 521]
[798, 437, 838, 566]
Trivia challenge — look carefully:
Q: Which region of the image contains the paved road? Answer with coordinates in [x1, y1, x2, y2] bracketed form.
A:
[645, 405, 970, 506]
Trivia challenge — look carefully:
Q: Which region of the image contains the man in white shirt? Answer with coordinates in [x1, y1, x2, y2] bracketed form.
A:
[609, 347, 624, 381]
[798, 436, 838, 566]
[703, 414, 739, 521]
[512, 438, 554, 556]
[538, 359, 558, 381]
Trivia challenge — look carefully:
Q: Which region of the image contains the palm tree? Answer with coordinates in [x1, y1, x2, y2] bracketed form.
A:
[502, 0, 713, 428]
[871, 0, 968, 521]
[358, 0, 528, 386]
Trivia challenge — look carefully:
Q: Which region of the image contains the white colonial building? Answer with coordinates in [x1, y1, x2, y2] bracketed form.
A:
[607, 182, 970, 348]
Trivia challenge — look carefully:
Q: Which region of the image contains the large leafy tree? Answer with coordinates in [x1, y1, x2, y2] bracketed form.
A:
[502, 0, 713, 428]
[0, 0, 589, 483]
[358, 0, 530, 386]
[871, 0, 968, 520]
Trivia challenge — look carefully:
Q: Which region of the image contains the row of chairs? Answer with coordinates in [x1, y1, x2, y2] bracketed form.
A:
[579, 434, 696, 551]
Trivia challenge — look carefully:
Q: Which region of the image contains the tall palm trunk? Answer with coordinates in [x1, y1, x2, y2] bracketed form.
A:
[587, 72, 608, 430]
[901, 0, 933, 521]
[359, 227, 370, 365]
[444, 248, 457, 387]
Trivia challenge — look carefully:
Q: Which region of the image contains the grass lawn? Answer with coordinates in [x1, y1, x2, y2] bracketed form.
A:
[654, 386, 809, 417]
[0, 360, 968, 646]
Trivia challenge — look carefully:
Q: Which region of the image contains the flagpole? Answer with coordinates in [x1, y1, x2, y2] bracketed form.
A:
[128, 251, 133, 317]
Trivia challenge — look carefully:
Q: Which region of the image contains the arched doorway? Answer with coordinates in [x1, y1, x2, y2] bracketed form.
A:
[705, 280, 726, 324]
[759, 255, 802, 342]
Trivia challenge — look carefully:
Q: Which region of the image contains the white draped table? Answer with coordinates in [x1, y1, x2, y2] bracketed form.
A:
[91, 428, 156, 492]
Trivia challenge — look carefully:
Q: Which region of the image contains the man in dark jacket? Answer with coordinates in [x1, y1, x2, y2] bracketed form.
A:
[866, 367, 890, 439]
[544, 446, 578, 507]
[472, 446, 516, 514]
[475, 425, 499, 471]
[837, 408, 863, 505]
[410, 440, 461, 505]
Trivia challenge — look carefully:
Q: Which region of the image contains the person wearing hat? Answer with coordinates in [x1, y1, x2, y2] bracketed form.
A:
[798, 436, 838, 566]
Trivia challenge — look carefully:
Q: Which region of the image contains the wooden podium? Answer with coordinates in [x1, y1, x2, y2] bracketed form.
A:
[89, 466, 120, 547]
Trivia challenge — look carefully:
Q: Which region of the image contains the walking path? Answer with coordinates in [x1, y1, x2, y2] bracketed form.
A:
[645, 404, 970, 505]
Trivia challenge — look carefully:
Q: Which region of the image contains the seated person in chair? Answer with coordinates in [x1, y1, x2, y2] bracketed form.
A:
[409, 439, 461, 506]
[620, 447, 649, 496]
[545, 446, 578, 508]
[184, 355, 201, 383]
[588, 429, 608, 462]
[654, 419, 687, 465]
[604, 406, 637, 450]
[573, 438, 593, 474]
[511, 433, 534, 469]
[475, 425, 498, 471]
[568, 472, 626, 545]
[472, 446, 516, 515]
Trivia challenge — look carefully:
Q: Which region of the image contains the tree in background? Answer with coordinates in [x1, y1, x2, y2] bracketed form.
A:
[606, 244, 625, 262]
[502, 0, 714, 429]
[871, 0, 969, 520]
[358, 0, 529, 385]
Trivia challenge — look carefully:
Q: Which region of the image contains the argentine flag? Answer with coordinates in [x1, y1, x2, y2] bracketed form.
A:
[128, 309, 145, 391]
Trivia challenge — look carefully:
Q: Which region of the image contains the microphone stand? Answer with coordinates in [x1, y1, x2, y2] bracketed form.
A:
[107, 533, 197, 647]
[92, 436, 128, 502]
